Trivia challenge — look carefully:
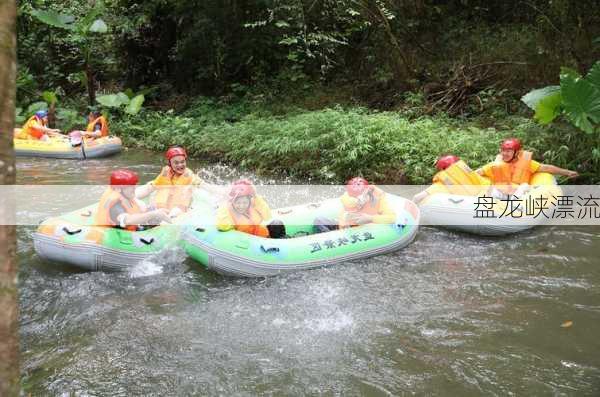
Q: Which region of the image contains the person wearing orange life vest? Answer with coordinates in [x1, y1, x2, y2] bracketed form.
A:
[135, 146, 218, 218]
[314, 177, 396, 233]
[14, 110, 61, 140]
[84, 110, 109, 138]
[413, 155, 490, 204]
[95, 169, 171, 231]
[216, 179, 286, 238]
[476, 138, 578, 197]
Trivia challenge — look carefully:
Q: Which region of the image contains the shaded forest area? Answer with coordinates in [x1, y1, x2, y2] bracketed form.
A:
[18, 0, 599, 111]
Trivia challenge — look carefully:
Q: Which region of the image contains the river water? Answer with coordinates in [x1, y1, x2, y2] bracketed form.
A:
[17, 151, 600, 395]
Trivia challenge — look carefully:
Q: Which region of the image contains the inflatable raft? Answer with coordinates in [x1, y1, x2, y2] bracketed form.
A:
[33, 192, 214, 271]
[419, 172, 561, 236]
[14, 134, 122, 159]
[183, 194, 420, 277]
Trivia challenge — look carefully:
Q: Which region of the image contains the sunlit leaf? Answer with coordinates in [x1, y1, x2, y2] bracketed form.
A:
[30, 8, 75, 30]
[561, 71, 600, 134]
[534, 91, 562, 124]
[585, 61, 600, 91]
[42, 91, 58, 105]
[96, 94, 122, 108]
[521, 86, 560, 110]
[125, 94, 145, 115]
[89, 19, 108, 33]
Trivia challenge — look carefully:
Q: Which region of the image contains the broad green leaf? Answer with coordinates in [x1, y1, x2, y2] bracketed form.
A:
[275, 20, 290, 28]
[521, 85, 560, 110]
[585, 61, 600, 91]
[534, 91, 562, 124]
[561, 72, 600, 134]
[42, 91, 57, 105]
[27, 101, 48, 114]
[30, 9, 75, 30]
[125, 95, 145, 115]
[15, 107, 22, 116]
[89, 19, 108, 33]
[96, 94, 122, 108]
[116, 92, 131, 105]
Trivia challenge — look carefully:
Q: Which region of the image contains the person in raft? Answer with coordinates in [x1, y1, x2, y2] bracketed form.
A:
[95, 169, 171, 231]
[83, 110, 109, 139]
[135, 146, 220, 218]
[216, 179, 286, 238]
[14, 110, 62, 141]
[314, 177, 396, 233]
[476, 138, 579, 198]
[412, 155, 490, 204]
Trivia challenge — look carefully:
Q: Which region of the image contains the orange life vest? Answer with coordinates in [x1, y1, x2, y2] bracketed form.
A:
[95, 188, 142, 231]
[86, 116, 109, 137]
[339, 187, 391, 228]
[225, 201, 270, 237]
[432, 160, 488, 196]
[491, 150, 533, 192]
[152, 166, 195, 211]
[21, 116, 46, 140]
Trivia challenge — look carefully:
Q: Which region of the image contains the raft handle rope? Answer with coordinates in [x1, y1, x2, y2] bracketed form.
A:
[307, 203, 321, 209]
[277, 209, 293, 215]
[260, 245, 280, 254]
[80, 210, 92, 217]
[448, 197, 465, 204]
[139, 237, 155, 245]
[62, 227, 82, 235]
[195, 227, 206, 233]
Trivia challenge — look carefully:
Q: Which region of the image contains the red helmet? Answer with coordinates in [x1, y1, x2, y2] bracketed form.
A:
[436, 155, 460, 171]
[165, 146, 187, 161]
[229, 179, 256, 200]
[501, 138, 521, 151]
[110, 169, 139, 186]
[346, 177, 369, 197]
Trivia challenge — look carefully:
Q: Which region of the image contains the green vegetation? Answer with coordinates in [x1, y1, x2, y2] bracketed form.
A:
[523, 62, 600, 133]
[114, 101, 600, 184]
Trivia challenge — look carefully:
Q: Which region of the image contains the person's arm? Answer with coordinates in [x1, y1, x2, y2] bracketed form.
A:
[538, 164, 579, 178]
[135, 183, 156, 199]
[215, 206, 235, 231]
[413, 190, 429, 204]
[371, 197, 396, 224]
[120, 208, 171, 227]
[254, 195, 272, 221]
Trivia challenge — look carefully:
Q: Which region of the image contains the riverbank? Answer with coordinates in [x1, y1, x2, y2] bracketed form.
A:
[112, 98, 599, 184]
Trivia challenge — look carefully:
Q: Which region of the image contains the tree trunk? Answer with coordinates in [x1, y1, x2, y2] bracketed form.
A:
[0, 0, 19, 396]
[86, 62, 96, 107]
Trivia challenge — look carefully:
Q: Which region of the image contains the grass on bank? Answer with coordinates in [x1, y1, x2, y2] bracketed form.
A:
[112, 99, 600, 184]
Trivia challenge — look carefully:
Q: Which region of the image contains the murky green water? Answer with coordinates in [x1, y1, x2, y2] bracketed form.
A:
[17, 152, 600, 395]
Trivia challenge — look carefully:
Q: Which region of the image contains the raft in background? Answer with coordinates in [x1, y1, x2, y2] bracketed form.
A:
[33, 192, 215, 271]
[419, 172, 561, 236]
[183, 194, 420, 277]
[14, 134, 122, 159]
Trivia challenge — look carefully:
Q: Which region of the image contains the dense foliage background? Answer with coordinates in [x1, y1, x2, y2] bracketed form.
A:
[15, 0, 600, 182]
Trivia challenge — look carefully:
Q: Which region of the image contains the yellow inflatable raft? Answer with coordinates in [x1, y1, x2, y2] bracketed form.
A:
[14, 133, 122, 159]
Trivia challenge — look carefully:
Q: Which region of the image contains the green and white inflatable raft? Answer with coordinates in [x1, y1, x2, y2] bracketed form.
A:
[183, 194, 420, 277]
[33, 191, 215, 271]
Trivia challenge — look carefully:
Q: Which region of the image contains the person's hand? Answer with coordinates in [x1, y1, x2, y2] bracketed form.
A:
[153, 208, 172, 224]
[565, 170, 579, 179]
[346, 212, 372, 225]
[168, 207, 183, 218]
[353, 213, 373, 225]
